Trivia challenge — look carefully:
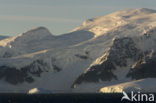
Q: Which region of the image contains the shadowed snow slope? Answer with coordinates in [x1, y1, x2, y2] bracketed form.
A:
[0, 36, 9, 40]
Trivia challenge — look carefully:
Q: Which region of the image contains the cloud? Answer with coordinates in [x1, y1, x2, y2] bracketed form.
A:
[0, 14, 81, 23]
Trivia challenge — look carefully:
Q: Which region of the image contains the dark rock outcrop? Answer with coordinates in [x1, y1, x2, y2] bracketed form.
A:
[52, 64, 61, 72]
[75, 54, 89, 60]
[0, 59, 49, 85]
[127, 52, 156, 80]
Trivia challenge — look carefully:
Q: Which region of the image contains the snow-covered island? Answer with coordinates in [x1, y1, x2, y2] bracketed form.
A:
[0, 8, 156, 93]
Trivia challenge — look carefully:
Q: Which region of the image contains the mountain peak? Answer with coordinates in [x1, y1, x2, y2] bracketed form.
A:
[26, 26, 49, 32]
[0, 26, 53, 48]
[22, 26, 53, 37]
[72, 8, 156, 37]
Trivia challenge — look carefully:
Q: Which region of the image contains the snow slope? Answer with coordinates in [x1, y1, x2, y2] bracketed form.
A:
[100, 78, 156, 93]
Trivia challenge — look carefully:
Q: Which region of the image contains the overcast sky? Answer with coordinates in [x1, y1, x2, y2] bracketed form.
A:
[0, 0, 156, 36]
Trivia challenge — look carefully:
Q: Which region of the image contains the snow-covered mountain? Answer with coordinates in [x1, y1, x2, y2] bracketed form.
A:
[0, 27, 94, 57]
[0, 8, 156, 93]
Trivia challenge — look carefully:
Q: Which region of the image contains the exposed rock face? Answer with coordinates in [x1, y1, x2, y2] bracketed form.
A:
[71, 37, 143, 87]
[108, 37, 143, 66]
[75, 54, 89, 60]
[0, 59, 49, 85]
[2, 51, 12, 58]
[71, 59, 117, 88]
[127, 52, 156, 80]
[52, 64, 61, 72]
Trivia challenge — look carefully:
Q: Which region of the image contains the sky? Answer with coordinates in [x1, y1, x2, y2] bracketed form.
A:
[0, 0, 156, 36]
